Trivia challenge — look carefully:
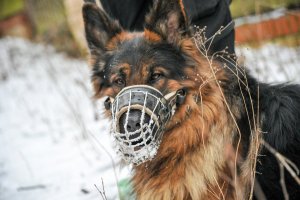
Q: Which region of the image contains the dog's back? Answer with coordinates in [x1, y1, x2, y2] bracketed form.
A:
[257, 84, 300, 199]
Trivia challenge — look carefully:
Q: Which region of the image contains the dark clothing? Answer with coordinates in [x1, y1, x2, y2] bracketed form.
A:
[184, 0, 235, 54]
[100, 0, 153, 31]
[100, 0, 235, 54]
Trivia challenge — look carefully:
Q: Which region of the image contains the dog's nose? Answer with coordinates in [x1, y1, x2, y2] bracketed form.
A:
[119, 110, 150, 133]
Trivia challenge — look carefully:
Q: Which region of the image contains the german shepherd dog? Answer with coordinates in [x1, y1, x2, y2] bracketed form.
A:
[82, 0, 300, 199]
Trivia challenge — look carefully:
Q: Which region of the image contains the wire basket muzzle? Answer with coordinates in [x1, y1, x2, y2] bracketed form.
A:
[111, 85, 171, 165]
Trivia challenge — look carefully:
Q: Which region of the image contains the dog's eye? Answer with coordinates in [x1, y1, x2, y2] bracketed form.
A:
[114, 78, 125, 86]
[150, 73, 162, 82]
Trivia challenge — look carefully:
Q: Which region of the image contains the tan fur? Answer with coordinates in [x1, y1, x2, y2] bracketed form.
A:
[106, 32, 143, 51]
[144, 29, 162, 42]
[178, 0, 187, 23]
[131, 38, 252, 199]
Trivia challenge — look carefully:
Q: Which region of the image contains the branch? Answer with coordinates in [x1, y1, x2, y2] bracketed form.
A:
[261, 140, 300, 185]
[94, 178, 108, 200]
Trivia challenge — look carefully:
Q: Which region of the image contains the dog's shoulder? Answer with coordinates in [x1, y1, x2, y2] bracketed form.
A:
[260, 83, 300, 152]
[253, 83, 300, 200]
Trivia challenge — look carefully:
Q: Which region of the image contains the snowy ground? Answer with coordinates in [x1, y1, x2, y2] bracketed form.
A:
[0, 37, 299, 200]
[0, 37, 130, 200]
[237, 44, 300, 83]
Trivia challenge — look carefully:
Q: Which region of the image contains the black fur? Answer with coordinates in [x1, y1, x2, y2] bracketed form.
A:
[257, 84, 300, 199]
[145, 0, 190, 43]
[82, 2, 122, 53]
[222, 64, 300, 199]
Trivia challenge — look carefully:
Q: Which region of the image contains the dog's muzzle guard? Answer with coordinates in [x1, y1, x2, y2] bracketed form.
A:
[105, 85, 186, 165]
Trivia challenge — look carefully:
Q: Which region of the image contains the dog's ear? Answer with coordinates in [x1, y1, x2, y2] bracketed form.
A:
[83, 2, 123, 98]
[145, 0, 190, 44]
[82, 2, 122, 54]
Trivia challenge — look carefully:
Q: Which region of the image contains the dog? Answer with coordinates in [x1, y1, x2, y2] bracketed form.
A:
[82, 0, 300, 199]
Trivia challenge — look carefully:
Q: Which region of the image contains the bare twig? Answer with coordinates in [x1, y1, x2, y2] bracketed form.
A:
[18, 150, 34, 179]
[262, 139, 300, 199]
[193, 25, 268, 200]
[17, 184, 46, 191]
[248, 86, 262, 200]
[194, 26, 245, 200]
[101, 178, 107, 199]
[253, 179, 267, 200]
[88, 130, 121, 198]
[262, 140, 300, 186]
[94, 178, 108, 200]
[94, 184, 106, 200]
[279, 163, 289, 200]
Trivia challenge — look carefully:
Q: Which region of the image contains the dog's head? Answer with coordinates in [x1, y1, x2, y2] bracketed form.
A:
[83, 0, 226, 165]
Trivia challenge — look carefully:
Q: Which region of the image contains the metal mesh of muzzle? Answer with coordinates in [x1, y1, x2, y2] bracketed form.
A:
[111, 85, 171, 165]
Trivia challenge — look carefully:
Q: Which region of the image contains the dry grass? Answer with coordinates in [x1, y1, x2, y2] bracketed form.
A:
[193, 24, 300, 199]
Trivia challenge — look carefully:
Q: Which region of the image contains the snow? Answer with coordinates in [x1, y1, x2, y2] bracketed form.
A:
[0, 37, 130, 200]
[0, 37, 299, 200]
[234, 8, 287, 27]
[236, 44, 300, 83]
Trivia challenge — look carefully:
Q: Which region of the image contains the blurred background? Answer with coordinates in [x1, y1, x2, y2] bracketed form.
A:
[0, 0, 299, 199]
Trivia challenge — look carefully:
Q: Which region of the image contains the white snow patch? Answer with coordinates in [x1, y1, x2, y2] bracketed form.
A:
[0, 37, 131, 200]
[236, 44, 300, 83]
[234, 8, 287, 27]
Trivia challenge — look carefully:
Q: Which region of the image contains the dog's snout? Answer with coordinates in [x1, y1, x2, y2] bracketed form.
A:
[119, 110, 151, 133]
[124, 110, 142, 132]
[111, 85, 173, 164]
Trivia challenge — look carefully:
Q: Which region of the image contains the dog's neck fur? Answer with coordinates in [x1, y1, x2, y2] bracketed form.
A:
[132, 117, 237, 199]
[132, 76, 251, 199]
